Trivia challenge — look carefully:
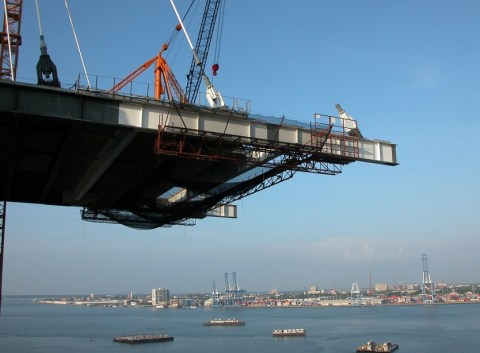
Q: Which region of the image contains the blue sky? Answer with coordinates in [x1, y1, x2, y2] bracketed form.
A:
[3, 0, 480, 295]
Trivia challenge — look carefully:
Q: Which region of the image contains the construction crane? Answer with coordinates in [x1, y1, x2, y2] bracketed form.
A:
[169, 0, 224, 108]
[0, 0, 22, 80]
[184, 0, 223, 103]
[0, 0, 22, 315]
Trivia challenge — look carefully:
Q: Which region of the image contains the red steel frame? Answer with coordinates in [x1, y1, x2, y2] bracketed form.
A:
[0, 0, 22, 80]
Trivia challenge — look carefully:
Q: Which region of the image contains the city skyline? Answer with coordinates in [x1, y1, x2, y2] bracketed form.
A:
[3, 0, 480, 295]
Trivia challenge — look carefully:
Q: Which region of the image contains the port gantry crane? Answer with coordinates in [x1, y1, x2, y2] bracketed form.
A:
[422, 253, 436, 303]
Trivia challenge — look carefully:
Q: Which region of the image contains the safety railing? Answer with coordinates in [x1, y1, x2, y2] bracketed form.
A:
[73, 73, 251, 112]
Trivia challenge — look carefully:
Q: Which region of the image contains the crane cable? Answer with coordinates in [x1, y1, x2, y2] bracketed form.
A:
[212, 0, 225, 76]
[34, 0, 44, 36]
[64, 0, 91, 88]
[2, 0, 15, 80]
[164, 0, 197, 65]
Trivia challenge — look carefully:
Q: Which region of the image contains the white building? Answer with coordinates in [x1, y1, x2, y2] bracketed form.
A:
[152, 288, 170, 306]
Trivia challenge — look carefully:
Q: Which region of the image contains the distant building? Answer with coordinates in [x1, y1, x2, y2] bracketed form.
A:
[268, 289, 279, 296]
[152, 288, 170, 306]
[375, 283, 388, 291]
[307, 286, 321, 295]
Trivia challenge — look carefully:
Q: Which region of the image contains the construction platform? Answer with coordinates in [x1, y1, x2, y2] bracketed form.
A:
[0, 79, 397, 229]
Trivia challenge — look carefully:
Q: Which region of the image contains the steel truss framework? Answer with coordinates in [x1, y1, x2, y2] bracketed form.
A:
[422, 253, 435, 303]
[1, 0, 22, 80]
[82, 115, 359, 228]
[185, 0, 222, 103]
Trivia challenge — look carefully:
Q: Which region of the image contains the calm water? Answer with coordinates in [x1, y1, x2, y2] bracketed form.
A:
[1, 297, 480, 353]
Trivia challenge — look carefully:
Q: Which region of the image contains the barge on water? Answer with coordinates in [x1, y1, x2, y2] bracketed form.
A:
[113, 334, 174, 344]
[203, 318, 245, 326]
[356, 341, 399, 353]
[272, 328, 306, 337]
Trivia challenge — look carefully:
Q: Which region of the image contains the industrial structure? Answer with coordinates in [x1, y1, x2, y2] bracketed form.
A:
[212, 272, 245, 306]
[421, 253, 435, 303]
[0, 1, 398, 311]
[0, 0, 22, 81]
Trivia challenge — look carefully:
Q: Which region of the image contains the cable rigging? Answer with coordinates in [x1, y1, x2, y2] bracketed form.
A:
[64, 0, 90, 89]
[212, 0, 225, 76]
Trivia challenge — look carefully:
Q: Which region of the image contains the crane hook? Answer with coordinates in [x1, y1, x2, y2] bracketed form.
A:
[212, 63, 220, 76]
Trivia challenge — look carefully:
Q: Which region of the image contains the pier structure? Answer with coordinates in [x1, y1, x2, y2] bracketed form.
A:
[421, 253, 435, 303]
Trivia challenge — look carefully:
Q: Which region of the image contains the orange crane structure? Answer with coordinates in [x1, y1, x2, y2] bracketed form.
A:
[106, 0, 189, 104]
[109, 40, 187, 103]
[110, 0, 225, 108]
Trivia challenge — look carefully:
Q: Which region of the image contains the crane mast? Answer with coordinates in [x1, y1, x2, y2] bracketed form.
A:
[185, 0, 222, 103]
[0, 0, 22, 315]
[0, 0, 22, 80]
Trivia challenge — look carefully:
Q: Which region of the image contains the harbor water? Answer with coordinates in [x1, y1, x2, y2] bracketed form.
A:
[1, 297, 480, 353]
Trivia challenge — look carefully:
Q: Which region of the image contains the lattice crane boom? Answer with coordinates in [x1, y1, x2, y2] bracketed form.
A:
[184, 0, 222, 103]
[1, 0, 22, 80]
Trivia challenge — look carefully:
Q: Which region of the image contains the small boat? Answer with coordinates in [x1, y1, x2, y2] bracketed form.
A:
[272, 328, 306, 337]
[203, 318, 245, 326]
[356, 341, 399, 353]
[113, 334, 174, 344]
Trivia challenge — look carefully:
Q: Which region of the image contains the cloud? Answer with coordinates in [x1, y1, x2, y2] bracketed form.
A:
[282, 236, 409, 264]
[411, 65, 447, 90]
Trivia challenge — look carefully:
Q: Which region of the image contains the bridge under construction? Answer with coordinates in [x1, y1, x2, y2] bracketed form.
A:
[0, 0, 398, 314]
[0, 79, 397, 229]
[0, 0, 397, 229]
